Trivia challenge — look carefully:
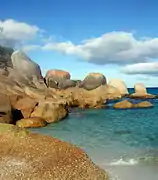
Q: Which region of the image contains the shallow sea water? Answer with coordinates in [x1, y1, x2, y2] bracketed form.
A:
[31, 88, 158, 180]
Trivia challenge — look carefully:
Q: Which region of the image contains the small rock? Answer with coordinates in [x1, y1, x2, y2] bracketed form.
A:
[16, 117, 47, 128]
[113, 100, 134, 109]
[135, 101, 153, 108]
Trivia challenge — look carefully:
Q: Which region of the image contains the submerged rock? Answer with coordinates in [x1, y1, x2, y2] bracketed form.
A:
[0, 124, 108, 180]
[80, 73, 107, 90]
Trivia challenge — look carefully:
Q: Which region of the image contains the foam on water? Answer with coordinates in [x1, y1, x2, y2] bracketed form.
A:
[110, 158, 138, 166]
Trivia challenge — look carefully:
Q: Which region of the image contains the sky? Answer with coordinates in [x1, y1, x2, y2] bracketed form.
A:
[1, 0, 158, 87]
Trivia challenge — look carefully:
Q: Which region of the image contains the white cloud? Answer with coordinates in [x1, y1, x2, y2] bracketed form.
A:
[0, 19, 40, 47]
[21, 45, 41, 52]
[121, 62, 158, 75]
[43, 31, 158, 65]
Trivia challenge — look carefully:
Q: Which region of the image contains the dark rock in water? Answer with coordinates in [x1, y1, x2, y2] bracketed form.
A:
[0, 46, 13, 69]
[80, 73, 107, 90]
[11, 50, 43, 80]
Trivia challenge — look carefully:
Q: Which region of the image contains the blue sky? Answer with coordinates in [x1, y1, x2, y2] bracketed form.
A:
[1, 0, 158, 87]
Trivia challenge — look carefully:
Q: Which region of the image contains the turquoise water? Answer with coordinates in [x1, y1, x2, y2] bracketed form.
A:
[31, 88, 158, 180]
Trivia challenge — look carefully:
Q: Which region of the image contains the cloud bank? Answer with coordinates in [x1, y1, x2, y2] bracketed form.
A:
[121, 62, 158, 75]
[1, 18, 158, 76]
[43, 31, 158, 65]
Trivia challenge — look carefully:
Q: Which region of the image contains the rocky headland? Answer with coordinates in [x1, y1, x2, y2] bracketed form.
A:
[0, 45, 156, 179]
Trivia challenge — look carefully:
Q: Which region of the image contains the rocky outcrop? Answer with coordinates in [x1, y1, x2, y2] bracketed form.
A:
[16, 117, 47, 128]
[113, 100, 134, 109]
[130, 83, 155, 99]
[31, 101, 68, 123]
[0, 124, 108, 180]
[57, 86, 107, 108]
[108, 79, 129, 95]
[80, 73, 107, 90]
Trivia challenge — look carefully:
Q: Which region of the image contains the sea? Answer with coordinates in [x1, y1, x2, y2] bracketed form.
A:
[31, 88, 158, 180]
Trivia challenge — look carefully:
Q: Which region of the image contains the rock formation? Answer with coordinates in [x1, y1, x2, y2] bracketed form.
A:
[130, 83, 155, 99]
[108, 79, 129, 95]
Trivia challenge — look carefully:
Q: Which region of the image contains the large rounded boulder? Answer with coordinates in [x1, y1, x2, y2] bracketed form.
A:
[0, 124, 108, 180]
[46, 69, 71, 80]
[108, 79, 128, 95]
[10, 50, 46, 89]
[80, 73, 107, 90]
[11, 50, 43, 80]
[45, 69, 75, 89]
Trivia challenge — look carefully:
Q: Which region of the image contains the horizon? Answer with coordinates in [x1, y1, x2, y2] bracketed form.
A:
[1, 0, 158, 87]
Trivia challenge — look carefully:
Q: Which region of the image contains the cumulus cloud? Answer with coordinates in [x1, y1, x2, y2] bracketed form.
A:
[121, 62, 158, 75]
[43, 31, 158, 65]
[0, 19, 40, 47]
